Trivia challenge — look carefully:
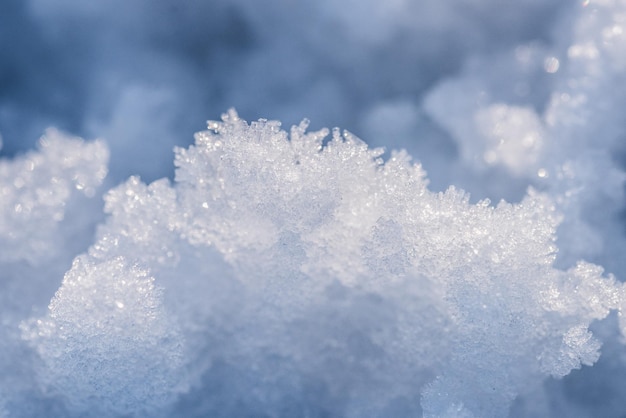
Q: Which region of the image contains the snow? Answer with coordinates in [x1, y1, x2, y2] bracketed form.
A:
[424, 0, 626, 276]
[0, 129, 107, 264]
[22, 256, 185, 417]
[3, 0, 626, 417]
[2, 110, 624, 417]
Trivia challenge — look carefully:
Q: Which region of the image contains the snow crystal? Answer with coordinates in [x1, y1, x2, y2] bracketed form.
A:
[15, 111, 625, 416]
[0, 129, 107, 264]
[4, 0, 626, 417]
[0, 129, 108, 417]
[22, 255, 185, 417]
[424, 0, 626, 275]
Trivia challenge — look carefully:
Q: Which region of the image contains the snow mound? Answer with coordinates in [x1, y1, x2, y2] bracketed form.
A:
[21, 110, 626, 417]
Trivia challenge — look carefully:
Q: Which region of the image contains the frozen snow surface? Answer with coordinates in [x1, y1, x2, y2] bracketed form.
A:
[5, 111, 626, 417]
[3, 0, 626, 417]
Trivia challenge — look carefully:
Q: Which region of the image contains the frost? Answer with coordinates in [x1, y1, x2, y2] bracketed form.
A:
[0, 129, 108, 264]
[4, 0, 626, 416]
[0, 129, 108, 417]
[15, 110, 625, 417]
[423, 0, 626, 274]
[21, 256, 185, 417]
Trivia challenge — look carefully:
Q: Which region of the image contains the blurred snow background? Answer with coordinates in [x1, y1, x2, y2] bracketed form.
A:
[3, 0, 626, 417]
[1, 0, 566, 187]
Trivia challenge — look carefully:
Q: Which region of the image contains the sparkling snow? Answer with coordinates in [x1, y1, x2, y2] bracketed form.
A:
[2, 1, 626, 417]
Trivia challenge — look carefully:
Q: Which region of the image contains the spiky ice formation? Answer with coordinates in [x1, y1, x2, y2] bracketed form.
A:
[21, 110, 625, 417]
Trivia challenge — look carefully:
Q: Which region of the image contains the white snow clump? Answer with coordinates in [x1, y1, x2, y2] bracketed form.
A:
[14, 109, 626, 417]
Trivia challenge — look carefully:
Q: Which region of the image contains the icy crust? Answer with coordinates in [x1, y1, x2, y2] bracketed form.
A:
[0, 128, 108, 264]
[23, 111, 626, 417]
